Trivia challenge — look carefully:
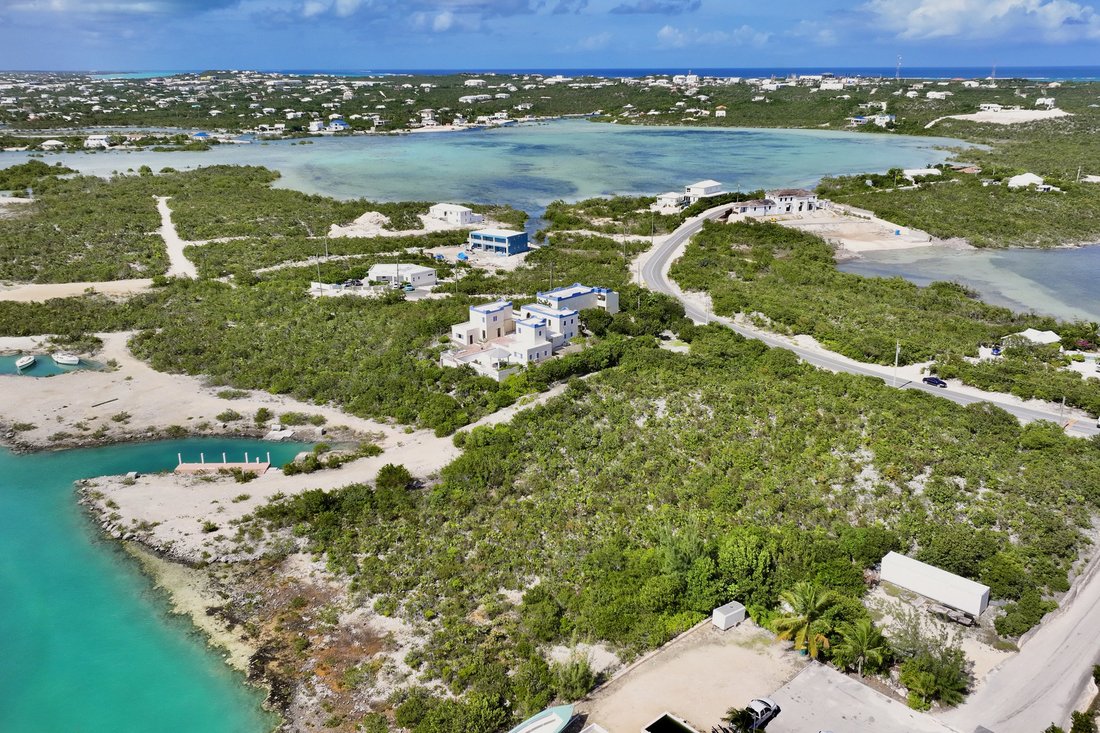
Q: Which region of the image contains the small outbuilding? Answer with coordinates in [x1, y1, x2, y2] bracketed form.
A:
[1007, 328, 1062, 347]
[367, 263, 437, 288]
[880, 551, 990, 617]
[428, 203, 484, 226]
[712, 601, 747, 631]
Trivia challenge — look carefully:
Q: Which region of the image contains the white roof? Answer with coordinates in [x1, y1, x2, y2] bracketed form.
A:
[1008, 172, 1044, 188]
[472, 228, 524, 237]
[880, 551, 990, 616]
[903, 168, 941, 177]
[367, 263, 435, 277]
[1011, 328, 1061, 345]
[430, 202, 472, 212]
[687, 179, 722, 188]
[657, 191, 684, 199]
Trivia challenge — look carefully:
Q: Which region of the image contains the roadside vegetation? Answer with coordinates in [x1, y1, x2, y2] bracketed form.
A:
[252, 327, 1100, 726]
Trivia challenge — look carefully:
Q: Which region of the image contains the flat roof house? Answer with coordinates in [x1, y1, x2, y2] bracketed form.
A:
[367, 263, 437, 288]
[652, 191, 688, 213]
[733, 198, 776, 216]
[684, 179, 723, 203]
[537, 283, 620, 315]
[429, 203, 484, 227]
[441, 284, 618, 381]
[468, 228, 529, 256]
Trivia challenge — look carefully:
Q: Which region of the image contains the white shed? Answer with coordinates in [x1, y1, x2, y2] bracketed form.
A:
[712, 601, 747, 630]
[1007, 172, 1045, 189]
[880, 551, 990, 616]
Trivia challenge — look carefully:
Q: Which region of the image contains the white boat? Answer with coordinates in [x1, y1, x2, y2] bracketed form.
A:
[15, 354, 35, 370]
[507, 705, 574, 733]
[51, 352, 80, 366]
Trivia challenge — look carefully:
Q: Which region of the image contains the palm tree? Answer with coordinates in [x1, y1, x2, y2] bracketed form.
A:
[832, 618, 889, 677]
[723, 706, 756, 733]
[773, 581, 839, 659]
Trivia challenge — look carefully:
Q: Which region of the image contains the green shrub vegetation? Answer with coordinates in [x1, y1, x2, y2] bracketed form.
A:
[252, 328, 1100, 722]
[670, 219, 1055, 364]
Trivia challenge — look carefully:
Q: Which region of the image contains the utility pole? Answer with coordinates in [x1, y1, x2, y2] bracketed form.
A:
[549, 261, 554, 292]
[893, 340, 901, 387]
[896, 55, 902, 82]
[1060, 395, 1066, 424]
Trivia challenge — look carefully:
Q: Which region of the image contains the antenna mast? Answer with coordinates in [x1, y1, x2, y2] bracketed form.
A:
[896, 55, 902, 81]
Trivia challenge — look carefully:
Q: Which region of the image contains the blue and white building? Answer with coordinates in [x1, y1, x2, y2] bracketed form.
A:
[441, 284, 618, 381]
[468, 228, 529, 256]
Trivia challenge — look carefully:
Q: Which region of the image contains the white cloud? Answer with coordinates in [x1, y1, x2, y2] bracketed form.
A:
[657, 22, 769, 49]
[789, 19, 838, 45]
[864, 0, 1100, 41]
[577, 30, 611, 50]
[432, 8, 454, 29]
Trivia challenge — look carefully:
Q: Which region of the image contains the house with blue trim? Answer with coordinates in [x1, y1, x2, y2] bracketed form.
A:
[468, 228, 529, 256]
[440, 284, 618, 381]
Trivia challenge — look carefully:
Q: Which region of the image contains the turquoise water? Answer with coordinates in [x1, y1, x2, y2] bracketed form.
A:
[0, 438, 306, 733]
[1, 119, 962, 212]
[838, 245, 1100, 322]
[0, 353, 102, 376]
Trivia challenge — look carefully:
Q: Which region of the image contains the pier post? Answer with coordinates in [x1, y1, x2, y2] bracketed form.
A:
[201, 453, 205, 464]
[177, 453, 182, 465]
[223, 452, 227, 463]
[245, 452, 249, 464]
[266, 452, 271, 463]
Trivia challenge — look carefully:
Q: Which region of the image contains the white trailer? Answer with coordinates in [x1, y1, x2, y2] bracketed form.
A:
[712, 600, 747, 630]
[880, 551, 990, 617]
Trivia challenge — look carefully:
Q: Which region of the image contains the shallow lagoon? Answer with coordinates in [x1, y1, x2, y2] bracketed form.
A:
[0, 439, 306, 733]
[0, 353, 103, 376]
[838, 245, 1100, 322]
[2, 119, 962, 211]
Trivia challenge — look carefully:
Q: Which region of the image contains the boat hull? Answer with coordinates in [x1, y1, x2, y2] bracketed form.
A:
[15, 355, 35, 370]
[52, 353, 80, 366]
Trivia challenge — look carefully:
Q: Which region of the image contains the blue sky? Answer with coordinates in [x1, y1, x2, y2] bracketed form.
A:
[1, 0, 1100, 71]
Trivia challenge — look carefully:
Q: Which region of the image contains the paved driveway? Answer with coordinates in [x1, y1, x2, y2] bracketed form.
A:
[768, 663, 957, 733]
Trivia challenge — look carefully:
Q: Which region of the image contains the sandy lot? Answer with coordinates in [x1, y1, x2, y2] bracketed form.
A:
[777, 207, 940, 254]
[580, 621, 805, 732]
[926, 108, 1071, 128]
[0, 278, 154, 302]
[426, 243, 532, 272]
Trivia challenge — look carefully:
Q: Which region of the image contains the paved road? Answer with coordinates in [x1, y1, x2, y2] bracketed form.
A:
[640, 207, 1099, 439]
[939, 548, 1100, 733]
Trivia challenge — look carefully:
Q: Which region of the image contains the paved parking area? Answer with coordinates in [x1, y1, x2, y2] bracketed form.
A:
[767, 663, 957, 733]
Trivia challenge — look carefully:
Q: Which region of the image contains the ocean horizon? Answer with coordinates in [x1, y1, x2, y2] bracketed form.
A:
[23, 65, 1100, 81]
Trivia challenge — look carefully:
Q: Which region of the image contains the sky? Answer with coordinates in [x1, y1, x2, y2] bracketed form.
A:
[1, 0, 1100, 71]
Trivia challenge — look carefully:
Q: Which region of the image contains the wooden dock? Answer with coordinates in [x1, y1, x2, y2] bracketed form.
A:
[174, 451, 272, 476]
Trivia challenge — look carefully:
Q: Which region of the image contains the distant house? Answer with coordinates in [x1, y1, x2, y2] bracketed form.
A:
[428, 203, 484, 226]
[468, 229, 529, 256]
[1035, 97, 1056, 109]
[367, 263, 437, 288]
[714, 105, 727, 118]
[926, 91, 952, 100]
[463, 79, 487, 87]
[979, 103, 1003, 112]
[308, 120, 325, 132]
[40, 139, 65, 150]
[684, 179, 723, 203]
[1007, 172, 1056, 190]
[652, 191, 688, 213]
[83, 134, 110, 149]
[536, 282, 620, 314]
[766, 188, 819, 214]
[903, 168, 942, 181]
[327, 119, 350, 132]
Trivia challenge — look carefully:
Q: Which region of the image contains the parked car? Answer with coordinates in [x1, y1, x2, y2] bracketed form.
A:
[991, 345, 1002, 356]
[922, 376, 948, 388]
[746, 698, 781, 729]
[402, 285, 415, 292]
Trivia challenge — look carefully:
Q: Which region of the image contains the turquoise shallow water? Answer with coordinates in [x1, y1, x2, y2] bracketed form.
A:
[838, 245, 1100, 322]
[0, 353, 102, 376]
[0, 119, 962, 212]
[0, 438, 305, 733]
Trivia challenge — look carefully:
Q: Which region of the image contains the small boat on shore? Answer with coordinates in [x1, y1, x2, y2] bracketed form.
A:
[51, 352, 80, 366]
[507, 704, 574, 733]
[15, 354, 35, 370]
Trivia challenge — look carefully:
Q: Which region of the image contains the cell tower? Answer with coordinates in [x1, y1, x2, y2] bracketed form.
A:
[896, 55, 902, 81]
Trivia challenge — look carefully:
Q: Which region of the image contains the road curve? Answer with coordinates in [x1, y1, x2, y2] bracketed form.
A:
[640, 206, 1099, 439]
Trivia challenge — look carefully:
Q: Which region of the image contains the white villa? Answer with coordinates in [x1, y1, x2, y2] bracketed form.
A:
[684, 179, 724, 203]
[732, 198, 777, 216]
[440, 284, 619, 381]
[765, 188, 819, 214]
[84, 134, 110, 149]
[428, 203, 484, 226]
[1007, 172, 1059, 192]
[367, 263, 437, 288]
[652, 191, 688, 213]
